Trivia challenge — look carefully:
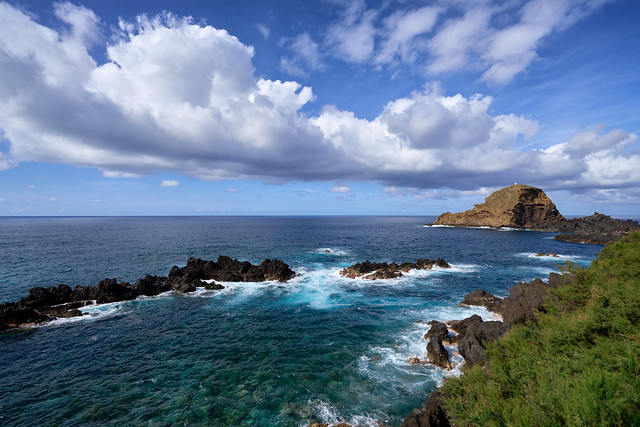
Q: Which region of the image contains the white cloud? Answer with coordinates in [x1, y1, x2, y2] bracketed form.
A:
[325, 0, 377, 63]
[47, 197, 58, 201]
[0, 4, 637, 200]
[0, 198, 6, 202]
[375, 6, 441, 65]
[226, 188, 241, 192]
[280, 33, 324, 76]
[330, 185, 351, 193]
[91, 198, 102, 202]
[27, 185, 35, 189]
[160, 180, 181, 187]
[320, 0, 613, 84]
[255, 23, 269, 40]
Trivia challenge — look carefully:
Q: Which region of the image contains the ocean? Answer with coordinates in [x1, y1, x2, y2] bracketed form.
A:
[0, 216, 602, 426]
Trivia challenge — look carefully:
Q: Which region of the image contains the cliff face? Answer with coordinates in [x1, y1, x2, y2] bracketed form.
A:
[433, 184, 565, 228]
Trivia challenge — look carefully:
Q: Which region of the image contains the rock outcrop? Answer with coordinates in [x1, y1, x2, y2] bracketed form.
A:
[340, 259, 450, 280]
[1, 256, 296, 331]
[433, 184, 565, 229]
[401, 390, 451, 427]
[539, 212, 639, 244]
[404, 271, 577, 423]
[168, 256, 296, 283]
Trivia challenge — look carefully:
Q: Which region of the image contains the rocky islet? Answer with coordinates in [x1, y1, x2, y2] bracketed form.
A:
[431, 184, 638, 244]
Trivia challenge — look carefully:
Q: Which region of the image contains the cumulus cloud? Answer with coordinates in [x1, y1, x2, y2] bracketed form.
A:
[0, 3, 638, 200]
[160, 180, 181, 187]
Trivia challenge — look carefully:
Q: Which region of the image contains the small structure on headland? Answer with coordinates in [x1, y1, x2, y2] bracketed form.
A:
[431, 184, 638, 244]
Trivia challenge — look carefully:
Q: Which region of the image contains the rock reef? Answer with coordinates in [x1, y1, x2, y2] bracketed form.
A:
[433, 184, 565, 229]
[0, 256, 296, 331]
[339, 259, 450, 280]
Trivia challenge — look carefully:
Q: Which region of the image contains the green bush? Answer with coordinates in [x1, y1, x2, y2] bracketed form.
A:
[441, 231, 640, 426]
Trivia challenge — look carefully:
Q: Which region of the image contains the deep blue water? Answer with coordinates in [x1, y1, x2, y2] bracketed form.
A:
[0, 217, 602, 426]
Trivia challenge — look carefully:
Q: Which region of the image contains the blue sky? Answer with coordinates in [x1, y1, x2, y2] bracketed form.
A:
[0, 0, 639, 216]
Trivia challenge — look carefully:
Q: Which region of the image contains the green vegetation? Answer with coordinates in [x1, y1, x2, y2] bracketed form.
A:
[442, 231, 640, 426]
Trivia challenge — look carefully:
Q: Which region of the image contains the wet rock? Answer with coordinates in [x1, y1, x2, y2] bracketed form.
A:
[401, 390, 450, 427]
[340, 259, 450, 280]
[424, 321, 449, 342]
[71, 285, 96, 302]
[39, 301, 88, 319]
[536, 252, 559, 257]
[169, 256, 296, 283]
[447, 315, 484, 337]
[171, 277, 200, 293]
[94, 278, 138, 304]
[427, 338, 452, 370]
[204, 281, 225, 290]
[458, 290, 502, 312]
[0, 303, 50, 330]
[408, 356, 422, 364]
[134, 275, 172, 296]
[18, 284, 73, 308]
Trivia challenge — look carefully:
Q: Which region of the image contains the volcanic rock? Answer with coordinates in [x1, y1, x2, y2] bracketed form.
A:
[401, 390, 451, 427]
[433, 184, 565, 229]
[169, 256, 296, 283]
[458, 290, 502, 312]
[427, 337, 452, 370]
[18, 284, 73, 308]
[94, 278, 138, 304]
[340, 258, 450, 280]
[424, 321, 449, 342]
[0, 303, 51, 331]
[134, 275, 172, 296]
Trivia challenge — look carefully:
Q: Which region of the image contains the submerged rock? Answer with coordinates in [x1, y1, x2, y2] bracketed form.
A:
[340, 258, 450, 280]
[433, 184, 565, 229]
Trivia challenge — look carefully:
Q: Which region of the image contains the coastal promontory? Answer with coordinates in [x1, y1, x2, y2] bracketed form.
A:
[433, 184, 565, 228]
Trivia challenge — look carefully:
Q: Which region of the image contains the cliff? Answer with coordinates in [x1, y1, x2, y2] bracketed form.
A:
[433, 184, 565, 228]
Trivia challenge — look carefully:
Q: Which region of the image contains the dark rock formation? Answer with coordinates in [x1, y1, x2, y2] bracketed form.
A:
[433, 184, 565, 229]
[0, 303, 51, 331]
[340, 259, 450, 280]
[401, 390, 451, 427]
[169, 256, 296, 283]
[424, 321, 453, 369]
[204, 281, 225, 290]
[458, 290, 501, 312]
[552, 213, 638, 244]
[1, 255, 290, 331]
[457, 321, 509, 366]
[94, 278, 138, 304]
[134, 275, 172, 296]
[424, 321, 449, 342]
[427, 338, 452, 370]
[18, 284, 73, 308]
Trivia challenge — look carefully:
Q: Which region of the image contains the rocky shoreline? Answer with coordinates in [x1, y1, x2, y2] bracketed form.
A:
[0, 256, 296, 331]
[401, 271, 577, 426]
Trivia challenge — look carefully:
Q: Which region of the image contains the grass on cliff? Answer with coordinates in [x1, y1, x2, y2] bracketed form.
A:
[441, 231, 640, 426]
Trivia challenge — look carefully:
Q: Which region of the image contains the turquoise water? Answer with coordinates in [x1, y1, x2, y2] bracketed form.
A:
[0, 217, 601, 426]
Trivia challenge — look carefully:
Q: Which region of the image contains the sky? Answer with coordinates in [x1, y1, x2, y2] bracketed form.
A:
[0, 0, 639, 216]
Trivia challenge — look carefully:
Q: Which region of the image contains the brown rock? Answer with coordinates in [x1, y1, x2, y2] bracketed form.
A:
[433, 184, 565, 228]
